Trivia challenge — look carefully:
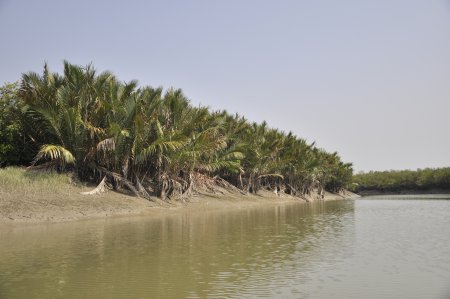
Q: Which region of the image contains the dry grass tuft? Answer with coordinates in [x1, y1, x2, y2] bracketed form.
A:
[0, 167, 79, 202]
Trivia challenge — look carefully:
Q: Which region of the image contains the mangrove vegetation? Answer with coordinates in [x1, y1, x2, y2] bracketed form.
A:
[351, 167, 450, 194]
[0, 61, 353, 200]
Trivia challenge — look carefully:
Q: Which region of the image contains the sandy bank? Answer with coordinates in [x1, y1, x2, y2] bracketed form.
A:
[0, 168, 358, 225]
[0, 189, 357, 225]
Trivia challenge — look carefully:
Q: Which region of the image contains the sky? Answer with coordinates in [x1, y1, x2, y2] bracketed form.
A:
[1, 0, 449, 172]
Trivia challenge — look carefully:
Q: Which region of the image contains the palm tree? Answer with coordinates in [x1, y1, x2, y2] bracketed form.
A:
[17, 61, 353, 200]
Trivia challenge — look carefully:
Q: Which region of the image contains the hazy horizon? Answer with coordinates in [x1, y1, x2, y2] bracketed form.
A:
[1, 0, 449, 172]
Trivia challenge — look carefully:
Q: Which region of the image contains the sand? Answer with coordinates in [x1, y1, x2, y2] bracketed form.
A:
[0, 181, 358, 225]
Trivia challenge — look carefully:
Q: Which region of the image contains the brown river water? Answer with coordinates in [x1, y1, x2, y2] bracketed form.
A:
[1, 195, 449, 298]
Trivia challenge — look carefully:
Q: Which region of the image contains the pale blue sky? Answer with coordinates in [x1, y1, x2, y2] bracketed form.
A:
[1, 0, 449, 171]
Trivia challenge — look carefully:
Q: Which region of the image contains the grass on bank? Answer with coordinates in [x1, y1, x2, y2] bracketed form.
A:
[0, 167, 156, 222]
[0, 166, 146, 201]
[0, 167, 77, 197]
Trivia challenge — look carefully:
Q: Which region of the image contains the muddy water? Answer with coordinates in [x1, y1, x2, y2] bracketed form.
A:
[1, 196, 449, 298]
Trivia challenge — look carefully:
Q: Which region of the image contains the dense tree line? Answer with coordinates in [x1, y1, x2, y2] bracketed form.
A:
[351, 168, 450, 193]
[0, 62, 353, 200]
[0, 83, 35, 165]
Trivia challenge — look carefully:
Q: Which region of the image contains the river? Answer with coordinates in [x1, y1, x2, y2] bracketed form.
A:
[1, 196, 449, 298]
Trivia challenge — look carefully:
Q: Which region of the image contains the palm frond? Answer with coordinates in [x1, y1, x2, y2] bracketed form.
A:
[197, 160, 243, 173]
[137, 138, 188, 163]
[32, 144, 75, 167]
[97, 137, 116, 152]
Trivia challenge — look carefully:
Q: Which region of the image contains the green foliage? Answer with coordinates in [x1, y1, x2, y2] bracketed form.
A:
[0, 82, 35, 166]
[2, 61, 353, 199]
[33, 144, 76, 168]
[351, 168, 450, 193]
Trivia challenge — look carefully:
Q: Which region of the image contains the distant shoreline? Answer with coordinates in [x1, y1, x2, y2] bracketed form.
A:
[357, 189, 450, 196]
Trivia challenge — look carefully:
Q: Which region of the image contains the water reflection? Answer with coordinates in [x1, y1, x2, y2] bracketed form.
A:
[0, 201, 354, 298]
[6, 198, 449, 298]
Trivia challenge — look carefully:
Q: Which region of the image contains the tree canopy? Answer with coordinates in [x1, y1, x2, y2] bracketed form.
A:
[0, 62, 353, 200]
[351, 167, 450, 193]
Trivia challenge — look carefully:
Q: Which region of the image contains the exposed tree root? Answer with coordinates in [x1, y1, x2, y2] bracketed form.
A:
[93, 165, 140, 197]
[191, 173, 224, 194]
[213, 176, 247, 195]
[180, 172, 246, 196]
[81, 176, 111, 195]
[136, 178, 151, 198]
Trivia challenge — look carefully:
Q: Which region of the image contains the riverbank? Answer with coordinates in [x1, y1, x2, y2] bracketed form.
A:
[0, 167, 358, 224]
